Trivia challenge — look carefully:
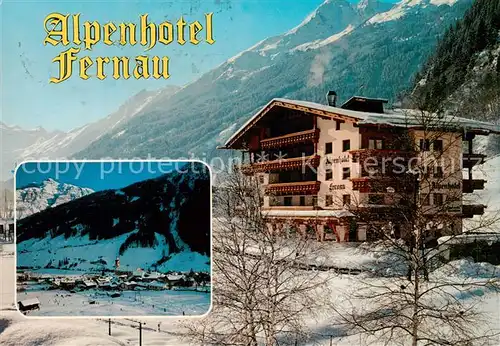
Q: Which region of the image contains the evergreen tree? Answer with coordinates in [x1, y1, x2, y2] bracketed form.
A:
[413, 0, 500, 111]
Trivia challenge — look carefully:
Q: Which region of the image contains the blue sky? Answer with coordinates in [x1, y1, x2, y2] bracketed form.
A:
[1, 0, 396, 132]
[16, 161, 188, 191]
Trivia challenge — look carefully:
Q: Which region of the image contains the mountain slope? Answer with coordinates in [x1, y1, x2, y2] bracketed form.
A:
[412, 0, 500, 114]
[0, 123, 63, 182]
[76, 0, 473, 161]
[16, 163, 211, 272]
[16, 179, 94, 219]
[1, 87, 180, 181]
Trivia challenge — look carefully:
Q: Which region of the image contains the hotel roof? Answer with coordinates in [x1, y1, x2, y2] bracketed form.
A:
[221, 98, 500, 149]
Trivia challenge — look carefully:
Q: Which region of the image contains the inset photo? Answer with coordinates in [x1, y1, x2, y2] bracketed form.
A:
[15, 160, 211, 317]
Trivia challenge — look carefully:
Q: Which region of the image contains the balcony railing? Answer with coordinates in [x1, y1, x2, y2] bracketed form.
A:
[462, 179, 486, 193]
[462, 204, 486, 218]
[351, 176, 413, 193]
[265, 181, 321, 195]
[351, 177, 373, 192]
[260, 129, 320, 149]
[241, 155, 320, 174]
[463, 153, 486, 169]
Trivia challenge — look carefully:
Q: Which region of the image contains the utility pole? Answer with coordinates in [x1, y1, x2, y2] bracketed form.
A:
[139, 321, 142, 346]
[108, 318, 111, 336]
[125, 318, 144, 346]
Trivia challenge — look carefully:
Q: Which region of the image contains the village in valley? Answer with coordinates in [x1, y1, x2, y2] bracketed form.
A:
[13, 161, 212, 317]
[17, 256, 211, 316]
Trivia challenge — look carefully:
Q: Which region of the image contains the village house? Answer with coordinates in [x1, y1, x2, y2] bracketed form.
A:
[165, 274, 185, 285]
[219, 93, 500, 242]
[18, 298, 40, 314]
[146, 280, 168, 290]
[77, 278, 97, 289]
[59, 279, 77, 290]
[142, 271, 164, 281]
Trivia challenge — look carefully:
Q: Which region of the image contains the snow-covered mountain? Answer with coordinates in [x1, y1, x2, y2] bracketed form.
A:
[76, 0, 473, 161]
[1, 87, 180, 181]
[16, 178, 94, 219]
[16, 163, 210, 272]
[0, 123, 62, 182]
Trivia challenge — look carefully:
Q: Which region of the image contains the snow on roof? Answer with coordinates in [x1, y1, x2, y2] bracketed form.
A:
[264, 209, 354, 218]
[221, 98, 500, 149]
[438, 233, 500, 245]
[19, 298, 40, 306]
[144, 272, 163, 279]
[341, 95, 389, 106]
[166, 274, 184, 281]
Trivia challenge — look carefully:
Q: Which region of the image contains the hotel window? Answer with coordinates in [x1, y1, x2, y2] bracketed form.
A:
[421, 195, 430, 206]
[433, 139, 443, 152]
[336, 121, 341, 131]
[284, 197, 292, 206]
[325, 194, 333, 207]
[300, 196, 306, 206]
[342, 140, 351, 152]
[325, 142, 333, 154]
[433, 193, 444, 206]
[368, 139, 383, 149]
[258, 175, 265, 184]
[368, 194, 384, 205]
[326, 168, 333, 181]
[420, 166, 429, 178]
[342, 167, 350, 180]
[312, 196, 318, 207]
[419, 139, 430, 151]
[434, 166, 444, 178]
[343, 194, 351, 206]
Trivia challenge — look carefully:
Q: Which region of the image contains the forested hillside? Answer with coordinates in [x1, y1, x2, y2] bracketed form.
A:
[75, 0, 473, 161]
[16, 163, 211, 272]
[413, 0, 500, 116]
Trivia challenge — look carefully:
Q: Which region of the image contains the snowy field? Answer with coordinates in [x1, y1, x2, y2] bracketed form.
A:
[3, 241, 500, 345]
[18, 288, 210, 317]
[2, 244, 192, 345]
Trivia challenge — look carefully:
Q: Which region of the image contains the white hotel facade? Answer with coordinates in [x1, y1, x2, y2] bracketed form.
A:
[219, 94, 499, 242]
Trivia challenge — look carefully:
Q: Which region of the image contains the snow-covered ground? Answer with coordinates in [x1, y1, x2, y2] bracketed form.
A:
[18, 288, 210, 317]
[17, 231, 210, 273]
[3, 241, 500, 345]
[1, 245, 192, 345]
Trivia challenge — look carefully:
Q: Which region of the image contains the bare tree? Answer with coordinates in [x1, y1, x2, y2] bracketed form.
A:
[180, 170, 334, 346]
[328, 106, 500, 346]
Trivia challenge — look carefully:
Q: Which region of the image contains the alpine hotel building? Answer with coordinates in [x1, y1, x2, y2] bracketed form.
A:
[219, 93, 499, 242]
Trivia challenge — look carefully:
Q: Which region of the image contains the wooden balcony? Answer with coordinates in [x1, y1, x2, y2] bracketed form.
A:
[260, 129, 320, 149]
[462, 179, 486, 193]
[241, 155, 320, 174]
[463, 153, 486, 169]
[265, 181, 321, 195]
[462, 204, 486, 218]
[349, 149, 414, 162]
[351, 177, 373, 193]
[351, 176, 413, 193]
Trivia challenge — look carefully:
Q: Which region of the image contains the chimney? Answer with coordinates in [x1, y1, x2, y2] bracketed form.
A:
[326, 91, 337, 107]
